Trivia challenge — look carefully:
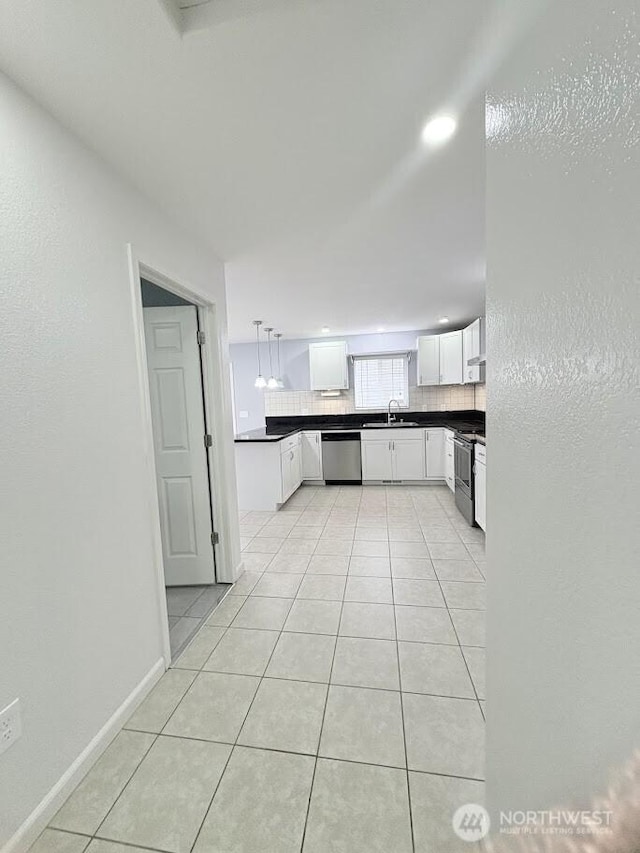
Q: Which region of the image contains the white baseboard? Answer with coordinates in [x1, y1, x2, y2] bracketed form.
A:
[2, 657, 166, 853]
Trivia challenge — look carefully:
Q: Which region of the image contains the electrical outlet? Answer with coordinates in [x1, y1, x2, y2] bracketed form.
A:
[0, 698, 22, 756]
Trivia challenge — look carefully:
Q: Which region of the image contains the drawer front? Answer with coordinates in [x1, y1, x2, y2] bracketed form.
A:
[280, 433, 301, 454]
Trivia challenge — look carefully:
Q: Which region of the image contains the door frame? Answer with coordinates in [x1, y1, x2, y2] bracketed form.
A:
[126, 244, 239, 666]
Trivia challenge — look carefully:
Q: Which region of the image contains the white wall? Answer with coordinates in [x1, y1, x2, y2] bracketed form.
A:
[486, 0, 640, 819]
[0, 72, 240, 848]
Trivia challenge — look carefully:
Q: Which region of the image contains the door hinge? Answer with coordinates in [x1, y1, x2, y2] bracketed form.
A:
[211, 531, 219, 546]
[204, 434, 213, 448]
[197, 330, 206, 345]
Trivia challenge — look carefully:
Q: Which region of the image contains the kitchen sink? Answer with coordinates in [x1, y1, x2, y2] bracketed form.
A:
[362, 421, 419, 428]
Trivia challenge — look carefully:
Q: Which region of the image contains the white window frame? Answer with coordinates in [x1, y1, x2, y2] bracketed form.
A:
[352, 354, 410, 410]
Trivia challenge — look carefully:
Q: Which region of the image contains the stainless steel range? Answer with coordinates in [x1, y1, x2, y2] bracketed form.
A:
[454, 434, 476, 525]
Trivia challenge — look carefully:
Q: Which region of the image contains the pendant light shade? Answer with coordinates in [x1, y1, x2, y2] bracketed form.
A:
[274, 333, 285, 388]
[253, 320, 267, 388]
[264, 327, 279, 389]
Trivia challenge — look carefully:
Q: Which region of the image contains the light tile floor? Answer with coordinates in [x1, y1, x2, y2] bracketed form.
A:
[35, 484, 486, 853]
[166, 583, 230, 658]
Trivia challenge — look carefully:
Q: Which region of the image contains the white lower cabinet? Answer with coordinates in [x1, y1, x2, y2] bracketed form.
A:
[301, 431, 322, 480]
[474, 443, 486, 531]
[235, 433, 302, 511]
[393, 439, 425, 480]
[280, 438, 302, 503]
[361, 429, 425, 481]
[444, 429, 455, 492]
[361, 439, 394, 480]
[425, 429, 445, 479]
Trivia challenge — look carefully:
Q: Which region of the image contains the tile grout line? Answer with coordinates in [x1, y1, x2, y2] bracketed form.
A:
[213, 497, 337, 853]
[390, 537, 416, 853]
[87, 729, 161, 847]
[110, 732, 486, 782]
[431, 494, 486, 723]
[124, 678, 480, 713]
[298, 487, 357, 852]
[91, 834, 172, 853]
[186, 567, 298, 853]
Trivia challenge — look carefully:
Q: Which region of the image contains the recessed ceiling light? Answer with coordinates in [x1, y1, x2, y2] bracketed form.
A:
[321, 326, 330, 334]
[421, 115, 457, 146]
[439, 317, 450, 324]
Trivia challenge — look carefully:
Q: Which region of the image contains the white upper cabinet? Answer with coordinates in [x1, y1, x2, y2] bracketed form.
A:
[417, 330, 463, 386]
[309, 341, 349, 390]
[463, 318, 484, 384]
[416, 335, 440, 386]
[438, 330, 463, 385]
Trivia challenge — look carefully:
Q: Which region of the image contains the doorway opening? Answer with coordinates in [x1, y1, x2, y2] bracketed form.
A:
[140, 277, 228, 658]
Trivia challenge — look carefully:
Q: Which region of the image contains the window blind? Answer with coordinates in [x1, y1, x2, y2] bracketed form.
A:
[353, 355, 409, 410]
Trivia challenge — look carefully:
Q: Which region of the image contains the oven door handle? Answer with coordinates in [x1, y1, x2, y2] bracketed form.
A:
[454, 438, 472, 448]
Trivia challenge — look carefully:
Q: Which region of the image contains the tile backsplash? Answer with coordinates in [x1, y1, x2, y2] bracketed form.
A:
[265, 384, 486, 417]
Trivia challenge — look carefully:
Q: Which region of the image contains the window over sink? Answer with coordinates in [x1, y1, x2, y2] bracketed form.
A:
[353, 354, 409, 410]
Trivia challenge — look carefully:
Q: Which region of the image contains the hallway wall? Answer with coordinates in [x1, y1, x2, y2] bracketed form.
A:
[0, 72, 240, 849]
[486, 0, 640, 819]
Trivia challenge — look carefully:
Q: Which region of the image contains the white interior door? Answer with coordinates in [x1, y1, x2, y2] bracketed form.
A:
[143, 306, 215, 586]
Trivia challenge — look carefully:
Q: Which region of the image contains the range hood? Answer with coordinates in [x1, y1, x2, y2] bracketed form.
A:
[467, 353, 486, 366]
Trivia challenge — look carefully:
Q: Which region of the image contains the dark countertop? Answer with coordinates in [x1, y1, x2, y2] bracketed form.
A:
[234, 411, 485, 444]
[233, 427, 300, 443]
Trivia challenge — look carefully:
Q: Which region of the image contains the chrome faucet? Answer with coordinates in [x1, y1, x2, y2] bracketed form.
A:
[387, 399, 401, 425]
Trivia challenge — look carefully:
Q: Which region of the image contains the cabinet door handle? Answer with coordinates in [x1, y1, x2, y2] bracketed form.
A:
[388, 441, 391, 451]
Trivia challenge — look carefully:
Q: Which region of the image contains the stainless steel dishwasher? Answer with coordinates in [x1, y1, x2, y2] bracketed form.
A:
[321, 432, 362, 485]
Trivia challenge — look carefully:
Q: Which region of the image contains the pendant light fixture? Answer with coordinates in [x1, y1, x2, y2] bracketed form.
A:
[253, 320, 267, 389]
[274, 333, 285, 388]
[264, 327, 279, 389]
